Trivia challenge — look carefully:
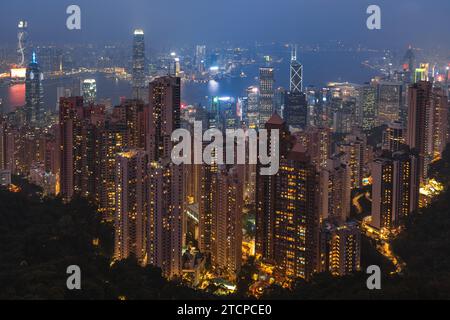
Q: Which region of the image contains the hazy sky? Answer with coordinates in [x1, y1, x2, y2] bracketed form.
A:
[0, 0, 449, 49]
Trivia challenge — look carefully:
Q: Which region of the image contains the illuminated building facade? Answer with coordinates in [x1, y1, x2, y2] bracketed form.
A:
[82, 79, 97, 105]
[273, 144, 320, 280]
[320, 221, 361, 276]
[284, 91, 307, 130]
[383, 121, 406, 153]
[376, 81, 403, 125]
[246, 86, 259, 129]
[25, 52, 44, 126]
[371, 150, 420, 231]
[407, 81, 445, 183]
[132, 29, 146, 101]
[320, 154, 352, 224]
[338, 132, 367, 189]
[114, 150, 149, 264]
[211, 166, 244, 278]
[290, 45, 303, 93]
[256, 114, 292, 261]
[258, 67, 275, 128]
[359, 84, 377, 131]
[147, 76, 183, 278]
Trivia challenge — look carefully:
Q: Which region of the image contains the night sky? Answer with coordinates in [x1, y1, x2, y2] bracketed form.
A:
[0, 0, 449, 49]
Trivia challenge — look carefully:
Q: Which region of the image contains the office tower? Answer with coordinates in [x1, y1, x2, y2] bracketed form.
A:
[407, 81, 434, 182]
[338, 132, 367, 189]
[82, 79, 97, 105]
[195, 45, 206, 73]
[211, 96, 238, 130]
[371, 150, 420, 232]
[383, 121, 406, 152]
[132, 29, 146, 101]
[25, 52, 44, 126]
[414, 63, 430, 83]
[376, 81, 403, 125]
[17, 20, 28, 67]
[114, 150, 149, 264]
[256, 114, 292, 261]
[320, 221, 361, 276]
[211, 166, 244, 277]
[147, 76, 183, 278]
[246, 86, 259, 129]
[402, 46, 415, 83]
[320, 154, 352, 224]
[97, 122, 128, 220]
[258, 67, 275, 128]
[273, 143, 320, 280]
[274, 87, 285, 116]
[290, 45, 303, 93]
[358, 84, 377, 131]
[284, 91, 307, 130]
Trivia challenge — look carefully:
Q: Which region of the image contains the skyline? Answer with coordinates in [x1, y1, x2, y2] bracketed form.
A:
[0, 0, 449, 50]
[1, 0, 450, 303]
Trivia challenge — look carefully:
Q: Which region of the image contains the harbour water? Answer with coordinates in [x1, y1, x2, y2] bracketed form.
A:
[0, 51, 381, 113]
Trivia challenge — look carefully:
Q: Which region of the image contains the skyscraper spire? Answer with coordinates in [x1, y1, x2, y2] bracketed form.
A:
[291, 44, 297, 62]
[290, 44, 303, 93]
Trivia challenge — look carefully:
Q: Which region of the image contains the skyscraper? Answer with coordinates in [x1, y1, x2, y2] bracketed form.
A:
[284, 91, 307, 130]
[320, 221, 361, 277]
[246, 86, 259, 129]
[82, 79, 97, 105]
[358, 84, 377, 131]
[147, 76, 183, 278]
[114, 150, 149, 264]
[273, 143, 320, 280]
[195, 45, 207, 73]
[383, 121, 406, 152]
[320, 154, 352, 224]
[132, 29, 146, 101]
[337, 132, 367, 189]
[256, 114, 292, 260]
[211, 166, 244, 278]
[290, 45, 303, 93]
[258, 67, 275, 128]
[371, 150, 420, 232]
[407, 81, 434, 182]
[25, 52, 44, 126]
[376, 81, 403, 125]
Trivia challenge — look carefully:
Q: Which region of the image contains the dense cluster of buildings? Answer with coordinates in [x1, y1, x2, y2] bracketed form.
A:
[0, 25, 449, 291]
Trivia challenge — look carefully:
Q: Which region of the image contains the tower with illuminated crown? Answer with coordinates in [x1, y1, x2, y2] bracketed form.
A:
[25, 52, 44, 126]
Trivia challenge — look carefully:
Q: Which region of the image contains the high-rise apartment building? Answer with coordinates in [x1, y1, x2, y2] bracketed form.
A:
[211, 166, 244, 278]
[114, 150, 149, 264]
[147, 76, 183, 278]
[371, 150, 420, 232]
[383, 121, 406, 152]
